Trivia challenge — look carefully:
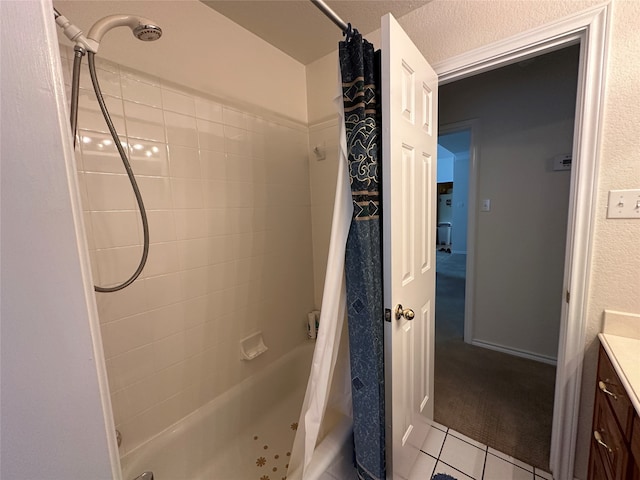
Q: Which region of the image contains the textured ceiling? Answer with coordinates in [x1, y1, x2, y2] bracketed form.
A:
[201, 1, 431, 64]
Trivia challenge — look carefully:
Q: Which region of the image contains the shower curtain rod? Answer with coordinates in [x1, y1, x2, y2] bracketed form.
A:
[309, 0, 350, 34]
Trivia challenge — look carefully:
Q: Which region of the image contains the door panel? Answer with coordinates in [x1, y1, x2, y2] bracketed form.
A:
[382, 13, 438, 480]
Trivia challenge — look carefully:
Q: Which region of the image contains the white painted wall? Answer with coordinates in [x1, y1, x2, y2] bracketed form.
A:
[452, 150, 469, 254]
[0, 1, 118, 478]
[440, 46, 577, 361]
[306, 2, 640, 477]
[54, 0, 308, 124]
[436, 146, 454, 183]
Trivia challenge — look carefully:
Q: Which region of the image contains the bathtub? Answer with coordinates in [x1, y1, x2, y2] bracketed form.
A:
[120, 342, 354, 480]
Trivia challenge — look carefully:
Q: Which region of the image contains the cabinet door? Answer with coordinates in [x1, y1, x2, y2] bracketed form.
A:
[588, 442, 610, 480]
[592, 389, 629, 479]
[598, 346, 634, 438]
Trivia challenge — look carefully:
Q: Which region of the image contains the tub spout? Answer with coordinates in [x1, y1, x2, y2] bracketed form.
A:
[133, 472, 154, 480]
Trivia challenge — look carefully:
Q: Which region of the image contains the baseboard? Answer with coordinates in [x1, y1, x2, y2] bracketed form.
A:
[470, 339, 557, 366]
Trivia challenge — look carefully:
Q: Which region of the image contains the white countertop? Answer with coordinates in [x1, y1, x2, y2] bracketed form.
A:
[599, 333, 640, 416]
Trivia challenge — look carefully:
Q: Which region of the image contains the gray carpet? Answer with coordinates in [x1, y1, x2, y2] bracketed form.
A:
[434, 252, 556, 471]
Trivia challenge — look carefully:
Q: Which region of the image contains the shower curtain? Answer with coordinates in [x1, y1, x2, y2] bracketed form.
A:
[289, 33, 384, 480]
[340, 33, 385, 480]
[287, 61, 355, 480]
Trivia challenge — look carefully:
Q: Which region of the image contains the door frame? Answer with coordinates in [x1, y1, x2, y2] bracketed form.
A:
[437, 120, 479, 345]
[432, 3, 609, 478]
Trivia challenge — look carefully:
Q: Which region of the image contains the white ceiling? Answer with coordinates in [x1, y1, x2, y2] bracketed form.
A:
[201, 0, 431, 65]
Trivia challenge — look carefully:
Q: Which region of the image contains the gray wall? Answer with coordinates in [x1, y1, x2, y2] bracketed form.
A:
[439, 45, 579, 361]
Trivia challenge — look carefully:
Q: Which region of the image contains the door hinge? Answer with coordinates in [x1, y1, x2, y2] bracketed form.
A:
[566, 290, 570, 303]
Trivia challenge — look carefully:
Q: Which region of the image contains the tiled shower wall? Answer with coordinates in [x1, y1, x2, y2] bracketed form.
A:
[59, 46, 315, 454]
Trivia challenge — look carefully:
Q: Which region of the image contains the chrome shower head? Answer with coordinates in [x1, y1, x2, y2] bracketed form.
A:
[133, 24, 162, 41]
[87, 14, 162, 49]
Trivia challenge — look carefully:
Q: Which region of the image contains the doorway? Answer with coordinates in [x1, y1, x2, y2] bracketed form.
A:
[433, 44, 580, 470]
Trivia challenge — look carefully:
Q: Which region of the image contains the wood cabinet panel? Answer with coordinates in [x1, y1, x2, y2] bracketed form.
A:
[588, 344, 639, 480]
[597, 345, 634, 438]
[593, 387, 629, 479]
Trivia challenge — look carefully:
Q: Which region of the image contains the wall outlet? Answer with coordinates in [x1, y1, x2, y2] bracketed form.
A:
[607, 189, 640, 218]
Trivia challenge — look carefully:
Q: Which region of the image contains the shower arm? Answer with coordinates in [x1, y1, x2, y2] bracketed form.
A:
[53, 7, 98, 53]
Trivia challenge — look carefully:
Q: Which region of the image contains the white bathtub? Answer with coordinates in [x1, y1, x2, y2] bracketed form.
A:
[120, 342, 354, 480]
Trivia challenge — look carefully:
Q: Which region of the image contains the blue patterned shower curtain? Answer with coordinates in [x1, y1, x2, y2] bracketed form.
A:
[339, 33, 386, 480]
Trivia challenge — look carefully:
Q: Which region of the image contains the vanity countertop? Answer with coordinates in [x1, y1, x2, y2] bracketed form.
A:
[599, 310, 640, 416]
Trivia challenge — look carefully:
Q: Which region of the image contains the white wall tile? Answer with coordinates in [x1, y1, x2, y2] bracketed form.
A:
[143, 241, 180, 278]
[199, 149, 226, 180]
[101, 312, 152, 359]
[162, 88, 196, 116]
[150, 303, 186, 341]
[84, 172, 136, 211]
[92, 56, 119, 74]
[68, 50, 317, 455]
[95, 279, 148, 323]
[173, 209, 207, 240]
[195, 97, 223, 123]
[145, 210, 176, 243]
[124, 101, 165, 142]
[136, 176, 173, 210]
[169, 145, 201, 178]
[171, 178, 204, 209]
[144, 272, 183, 310]
[202, 180, 227, 208]
[224, 125, 250, 156]
[80, 130, 128, 174]
[79, 63, 121, 97]
[120, 67, 160, 86]
[153, 331, 187, 371]
[91, 211, 141, 249]
[128, 139, 169, 177]
[121, 76, 162, 108]
[197, 119, 225, 152]
[78, 89, 126, 134]
[226, 154, 253, 182]
[222, 107, 247, 129]
[95, 245, 145, 287]
[177, 238, 211, 270]
[165, 111, 198, 147]
[107, 344, 155, 391]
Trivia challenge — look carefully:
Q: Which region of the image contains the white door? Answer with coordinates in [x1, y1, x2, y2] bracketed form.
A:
[381, 13, 438, 480]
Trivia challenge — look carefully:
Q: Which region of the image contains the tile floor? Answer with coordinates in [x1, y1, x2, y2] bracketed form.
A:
[410, 422, 554, 480]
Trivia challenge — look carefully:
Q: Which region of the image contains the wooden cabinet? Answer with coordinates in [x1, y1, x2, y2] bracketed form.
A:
[588, 344, 640, 480]
[632, 415, 640, 480]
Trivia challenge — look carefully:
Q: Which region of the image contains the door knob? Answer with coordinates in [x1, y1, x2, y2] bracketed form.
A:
[395, 304, 415, 321]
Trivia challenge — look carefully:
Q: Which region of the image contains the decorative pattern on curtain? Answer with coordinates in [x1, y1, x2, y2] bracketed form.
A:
[339, 33, 386, 480]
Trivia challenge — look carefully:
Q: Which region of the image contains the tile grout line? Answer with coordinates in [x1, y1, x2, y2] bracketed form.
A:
[428, 426, 448, 479]
[480, 444, 488, 480]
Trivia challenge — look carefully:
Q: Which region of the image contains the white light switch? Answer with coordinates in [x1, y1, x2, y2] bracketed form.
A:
[481, 199, 491, 212]
[607, 189, 640, 218]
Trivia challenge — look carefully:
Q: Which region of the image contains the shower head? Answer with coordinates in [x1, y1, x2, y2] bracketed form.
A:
[133, 24, 163, 42]
[87, 14, 162, 50]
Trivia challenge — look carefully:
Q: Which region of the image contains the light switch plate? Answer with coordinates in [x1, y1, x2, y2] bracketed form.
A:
[607, 189, 640, 218]
[481, 199, 491, 212]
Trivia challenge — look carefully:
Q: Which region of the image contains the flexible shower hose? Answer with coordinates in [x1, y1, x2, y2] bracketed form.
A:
[71, 50, 149, 292]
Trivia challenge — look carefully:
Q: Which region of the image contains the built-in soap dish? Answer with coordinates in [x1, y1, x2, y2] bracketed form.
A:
[240, 332, 268, 360]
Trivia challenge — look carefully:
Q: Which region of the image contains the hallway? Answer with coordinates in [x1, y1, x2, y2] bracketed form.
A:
[434, 252, 556, 471]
